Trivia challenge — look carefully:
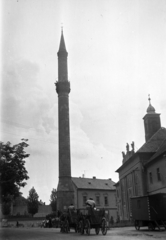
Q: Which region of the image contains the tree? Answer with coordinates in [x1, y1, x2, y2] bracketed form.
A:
[50, 188, 57, 212]
[0, 139, 29, 210]
[1, 196, 11, 215]
[27, 187, 39, 217]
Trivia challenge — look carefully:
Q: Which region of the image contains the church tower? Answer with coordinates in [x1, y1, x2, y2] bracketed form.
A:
[55, 30, 74, 211]
[143, 96, 161, 142]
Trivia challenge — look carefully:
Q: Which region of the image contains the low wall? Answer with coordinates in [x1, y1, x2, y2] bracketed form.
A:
[2, 217, 134, 229]
[1, 217, 46, 228]
[109, 220, 134, 228]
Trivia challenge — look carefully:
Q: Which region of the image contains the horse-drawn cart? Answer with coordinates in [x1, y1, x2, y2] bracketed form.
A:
[131, 193, 166, 231]
[78, 208, 108, 235]
[60, 209, 81, 233]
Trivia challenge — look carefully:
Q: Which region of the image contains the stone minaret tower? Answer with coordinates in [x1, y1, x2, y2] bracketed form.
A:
[143, 96, 161, 142]
[55, 30, 74, 211]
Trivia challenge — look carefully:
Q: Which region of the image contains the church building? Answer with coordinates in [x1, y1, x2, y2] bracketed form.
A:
[115, 98, 166, 221]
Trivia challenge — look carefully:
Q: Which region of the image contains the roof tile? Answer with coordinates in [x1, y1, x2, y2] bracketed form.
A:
[137, 128, 166, 153]
[72, 177, 116, 190]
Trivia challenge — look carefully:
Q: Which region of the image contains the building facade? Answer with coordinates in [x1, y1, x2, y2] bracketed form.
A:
[10, 196, 52, 217]
[145, 139, 166, 195]
[72, 177, 117, 222]
[115, 98, 166, 220]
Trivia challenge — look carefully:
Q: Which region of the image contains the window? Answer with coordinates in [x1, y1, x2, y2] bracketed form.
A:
[117, 189, 119, 198]
[83, 196, 87, 205]
[104, 196, 108, 206]
[149, 172, 153, 184]
[96, 196, 100, 205]
[156, 168, 161, 181]
[128, 188, 132, 198]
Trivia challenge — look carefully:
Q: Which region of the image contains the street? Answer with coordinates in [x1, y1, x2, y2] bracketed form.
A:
[1, 227, 166, 240]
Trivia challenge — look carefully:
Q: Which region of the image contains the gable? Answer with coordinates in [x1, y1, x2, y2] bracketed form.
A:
[116, 128, 166, 173]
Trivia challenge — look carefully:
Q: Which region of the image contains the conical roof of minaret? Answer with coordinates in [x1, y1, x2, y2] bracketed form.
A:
[58, 30, 67, 53]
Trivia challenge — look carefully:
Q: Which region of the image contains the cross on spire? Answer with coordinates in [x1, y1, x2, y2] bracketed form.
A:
[148, 94, 151, 105]
[147, 94, 156, 114]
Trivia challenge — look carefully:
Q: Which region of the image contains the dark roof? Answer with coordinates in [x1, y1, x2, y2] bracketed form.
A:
[145, 138, 166, 164]
[116, 128, 166, 172]
[72, 177, 116, 190]
[114, 181, 119, 187]
[137, 128, 166, 153]
[13, 195, 27, 206]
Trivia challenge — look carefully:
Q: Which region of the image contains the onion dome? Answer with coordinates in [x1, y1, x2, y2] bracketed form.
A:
[147, 95, 155, 113]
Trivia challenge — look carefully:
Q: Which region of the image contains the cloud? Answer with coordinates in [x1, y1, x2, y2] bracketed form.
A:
[69, 101, 120, 181]
[1, 57, 60, 202]
[2, 58, 57, 133]
[2, 0, 166, 204]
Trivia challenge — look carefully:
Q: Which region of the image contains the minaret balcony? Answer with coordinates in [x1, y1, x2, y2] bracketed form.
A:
[55, 81, 70, 94]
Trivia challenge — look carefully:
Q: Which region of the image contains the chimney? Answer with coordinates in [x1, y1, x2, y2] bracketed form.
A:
[93, 176, 96, 179]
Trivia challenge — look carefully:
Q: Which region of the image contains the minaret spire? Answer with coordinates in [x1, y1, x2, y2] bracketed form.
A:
[57, 30, 68, 82]
[58, 29, 67, 54]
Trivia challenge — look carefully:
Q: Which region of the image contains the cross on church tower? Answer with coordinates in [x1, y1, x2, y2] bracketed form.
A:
[143, 95, 161, 142]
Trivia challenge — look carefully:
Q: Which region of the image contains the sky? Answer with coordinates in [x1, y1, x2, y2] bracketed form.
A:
[1, 0, 166, 204]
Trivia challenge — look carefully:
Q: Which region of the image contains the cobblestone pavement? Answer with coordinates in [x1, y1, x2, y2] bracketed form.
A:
[1, 227, 166, 240]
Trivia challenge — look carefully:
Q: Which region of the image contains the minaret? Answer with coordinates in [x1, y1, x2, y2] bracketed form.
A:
[143, 95, 161, 142]
[55, 30, 74, 211]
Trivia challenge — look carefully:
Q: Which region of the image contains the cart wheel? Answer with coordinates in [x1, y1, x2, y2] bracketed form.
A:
[75, 225, 78, 233]
[60, 221, 64, 233]
[101, 219, 107, 235]
[76, 220, 80, 233]
[135, 220, 140, 231]
[79, 220, 84, 235]
[85, 219, 90, 235]
[148, 222, 155, 231]
[64, 219, 69, 233]
[95, 227, 100, 235]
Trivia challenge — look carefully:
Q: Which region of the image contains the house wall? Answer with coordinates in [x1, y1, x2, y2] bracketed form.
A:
[11, 205, 52, 217]
[117, 153, 166, 221]
[72, 183, 78, 208]
[12, 205, 29, 216]
[115, 184, 121, 221]
[146, 155, 166, 194]
[117, 155, 146, 220]
[76, 189, 117, 222]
